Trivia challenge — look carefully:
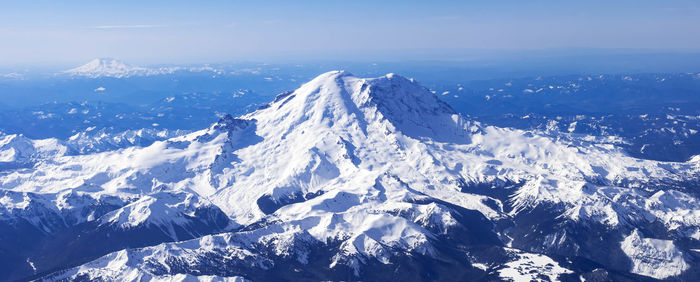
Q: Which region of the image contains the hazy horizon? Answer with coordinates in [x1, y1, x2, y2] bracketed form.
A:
[2, 48, 700, 78]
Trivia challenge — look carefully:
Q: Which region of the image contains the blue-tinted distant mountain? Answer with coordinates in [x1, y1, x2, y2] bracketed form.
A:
[0, 61, 310, 108]
[0, 92, 263, 139]
[62, 58, 156, 78]
[434, 72, 700, 116]
[61, 58, 229, 78]
[429, 72, 700, 161]
[472, 113, 700, 162]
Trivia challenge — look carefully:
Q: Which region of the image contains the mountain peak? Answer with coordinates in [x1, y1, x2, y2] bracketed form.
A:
[310, 71, 440, 108]
[62, 58, 150, 78]
[73, 58, 131, 68]
[61, 59, 222, 78]
[250, 71, 469, 144]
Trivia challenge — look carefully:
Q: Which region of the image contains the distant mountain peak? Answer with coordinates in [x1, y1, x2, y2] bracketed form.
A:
[60, 58, 222, 78]
[62, 58, 150, 78]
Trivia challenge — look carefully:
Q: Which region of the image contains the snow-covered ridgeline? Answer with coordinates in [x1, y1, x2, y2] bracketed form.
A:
[0, 128, 189, 170]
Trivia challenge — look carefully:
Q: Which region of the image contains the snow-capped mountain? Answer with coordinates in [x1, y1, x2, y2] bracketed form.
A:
[0, 133, 67, 169]
[61, 58, 223, 78]
[62, 58, 153, 78]
[2, 71, 699, 281]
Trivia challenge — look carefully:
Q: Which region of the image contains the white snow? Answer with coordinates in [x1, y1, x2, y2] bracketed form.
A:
[63, 58, 151, 78]
[621, 229, 689, 279]
[47, 249, 249, 281]
[498, 248, 572, 281]
[62, 58, 221, 78]
[0, 133, 66, 165]
[471, 262, 489, 270]
[99, 191, 225, 240]
[27, 258, 36, 273]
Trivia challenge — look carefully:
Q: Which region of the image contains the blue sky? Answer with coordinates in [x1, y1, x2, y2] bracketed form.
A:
[1, 0, 700, 66]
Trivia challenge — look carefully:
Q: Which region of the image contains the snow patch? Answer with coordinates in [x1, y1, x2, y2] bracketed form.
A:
[498, 248, 572, 281]
[620, 229, 688, 279]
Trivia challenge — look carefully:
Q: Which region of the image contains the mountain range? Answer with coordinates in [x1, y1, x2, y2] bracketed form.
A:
[1, 71, 699, 281]
[61, 58, 223, 78]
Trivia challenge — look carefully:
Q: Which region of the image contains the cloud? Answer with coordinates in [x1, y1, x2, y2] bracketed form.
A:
[88, 24, 170, 29]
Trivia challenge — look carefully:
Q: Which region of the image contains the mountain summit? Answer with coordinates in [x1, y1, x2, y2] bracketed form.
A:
[249, 71, 471, 145]
[62, 58, 151, 78]
[61, 58, 223, 78]
[2, 72, 699, 281]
